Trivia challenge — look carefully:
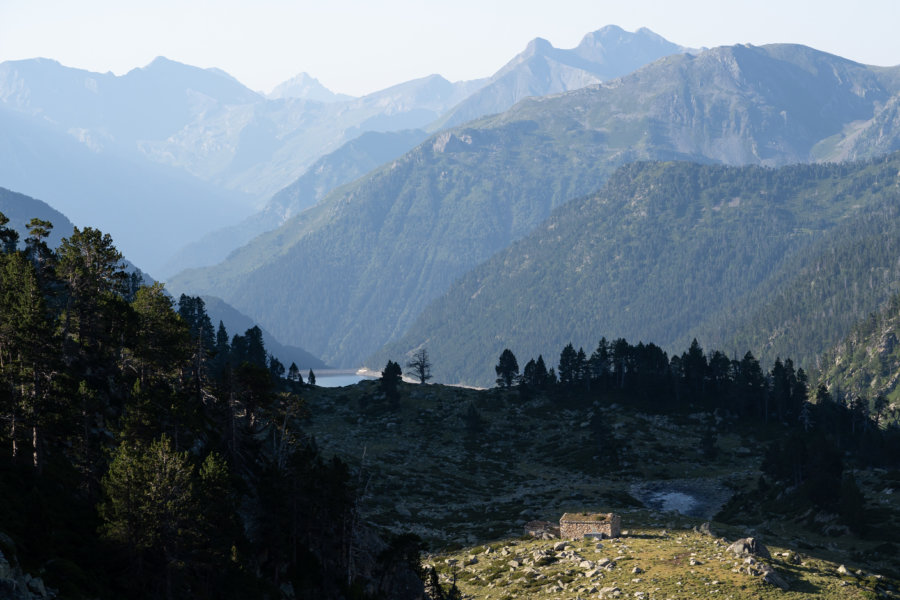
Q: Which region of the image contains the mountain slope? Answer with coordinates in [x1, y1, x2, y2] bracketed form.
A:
[169, 44, 900, 369]
[136, 72, 487, 199]
[158, 128, 430, 276]
[0, 186, 78, 249]
[432, 25, 691, 130]
[374, 155, 900, 385]
[201, 295, 327, 370]
[0, 105, 254, 274]
[0, 56, 262, 148]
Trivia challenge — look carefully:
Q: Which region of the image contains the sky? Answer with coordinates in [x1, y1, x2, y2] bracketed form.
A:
[2, 0, 899, 97]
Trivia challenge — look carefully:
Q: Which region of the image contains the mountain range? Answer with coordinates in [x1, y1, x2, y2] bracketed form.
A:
[1, 26, 685, 275]
[168, 42, 900, 379]
[432, 25, 692, 130]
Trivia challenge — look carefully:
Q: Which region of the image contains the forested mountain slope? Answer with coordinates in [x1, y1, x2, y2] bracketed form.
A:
[170, 44, 900, 369]
[374, 155, 900, 386]
[817, 293, 900, 406]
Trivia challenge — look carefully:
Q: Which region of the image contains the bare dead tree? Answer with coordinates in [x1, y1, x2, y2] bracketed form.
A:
[406, 348, 432, 384]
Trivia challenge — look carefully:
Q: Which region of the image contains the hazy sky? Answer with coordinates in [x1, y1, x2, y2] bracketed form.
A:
[2, 0, 899, 97]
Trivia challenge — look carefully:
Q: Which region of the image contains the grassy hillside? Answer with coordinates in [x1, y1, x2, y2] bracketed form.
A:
[429, 527, 896, 599]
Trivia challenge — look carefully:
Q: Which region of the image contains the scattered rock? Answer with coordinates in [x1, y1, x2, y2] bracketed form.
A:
[631, 566, 644, 574]
[599, 586, 621, 598]
[507, 560, 520, 569]
[553, 541, 568, 551]
[837, 564, 852, 576]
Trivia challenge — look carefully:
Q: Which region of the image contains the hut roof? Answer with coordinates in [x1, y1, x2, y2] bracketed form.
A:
[560, 512, 611, 523]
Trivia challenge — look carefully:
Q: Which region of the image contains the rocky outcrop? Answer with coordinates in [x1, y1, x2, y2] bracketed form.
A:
[0, 534, 54, 600]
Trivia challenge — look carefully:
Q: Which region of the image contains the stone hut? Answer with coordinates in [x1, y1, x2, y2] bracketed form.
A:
[559, 512, 621, 540]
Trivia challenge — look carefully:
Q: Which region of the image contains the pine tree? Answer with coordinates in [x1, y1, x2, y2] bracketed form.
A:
[557, 343, 578, 386]
[381, 360, 402, 400]
[0, 211, 20, 253]
[100, 435, 203, 595]
[495, 349, 519, 388]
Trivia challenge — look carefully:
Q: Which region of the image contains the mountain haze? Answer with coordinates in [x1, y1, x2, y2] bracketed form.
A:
[159, 128, 430, 275]
[170, 43, 900, 370]
[267, 72, 354, 102]
[432, 25, 692, 130]
[159, 25, 690, 274]
[0, 104, 254, 274]
[0, 56, 494, 271]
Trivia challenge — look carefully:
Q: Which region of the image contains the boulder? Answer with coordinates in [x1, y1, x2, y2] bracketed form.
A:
[758, 564, 790, 590]
[726, 537, 771, 559]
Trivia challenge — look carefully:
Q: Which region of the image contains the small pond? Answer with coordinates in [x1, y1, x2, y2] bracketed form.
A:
[630, 479, 733, 519]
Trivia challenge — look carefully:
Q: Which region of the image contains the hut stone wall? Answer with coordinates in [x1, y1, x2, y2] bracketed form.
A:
[559, 513, 621, 539]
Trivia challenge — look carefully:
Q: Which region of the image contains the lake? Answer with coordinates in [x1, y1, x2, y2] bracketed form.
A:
[314, 373, 375, 387]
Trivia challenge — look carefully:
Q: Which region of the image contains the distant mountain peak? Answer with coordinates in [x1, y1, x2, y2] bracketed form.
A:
[268, 71, 354, 102]
[523, 37, 554, 56]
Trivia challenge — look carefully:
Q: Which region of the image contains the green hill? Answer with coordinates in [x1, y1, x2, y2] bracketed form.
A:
[169, 44, 900, 369]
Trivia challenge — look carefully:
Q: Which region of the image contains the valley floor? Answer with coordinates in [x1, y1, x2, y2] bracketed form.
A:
[300, 380, 900, 598]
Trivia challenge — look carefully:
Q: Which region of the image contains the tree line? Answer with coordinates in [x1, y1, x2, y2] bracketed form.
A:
[492, 338, 900, 535]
